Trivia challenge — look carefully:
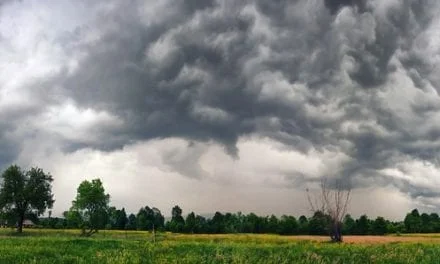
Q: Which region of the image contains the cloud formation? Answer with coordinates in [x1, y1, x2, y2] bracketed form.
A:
[2, 0, 440, 216]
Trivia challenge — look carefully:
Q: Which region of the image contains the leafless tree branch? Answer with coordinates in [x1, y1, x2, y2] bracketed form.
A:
[306, 177, 351, 242]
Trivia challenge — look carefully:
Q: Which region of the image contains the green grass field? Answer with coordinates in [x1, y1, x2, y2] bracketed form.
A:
[1, 229, 440, 263]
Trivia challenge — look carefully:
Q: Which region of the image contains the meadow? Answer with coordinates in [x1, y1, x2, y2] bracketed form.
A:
[2, 229, 440, 263]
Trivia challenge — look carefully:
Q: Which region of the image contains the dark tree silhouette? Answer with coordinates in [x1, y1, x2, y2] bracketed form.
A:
[0, 165, 54, 233]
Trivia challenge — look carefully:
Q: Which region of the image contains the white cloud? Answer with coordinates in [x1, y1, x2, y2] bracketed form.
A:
[38, 101, 123, 143]
[13, 135, 356, 217]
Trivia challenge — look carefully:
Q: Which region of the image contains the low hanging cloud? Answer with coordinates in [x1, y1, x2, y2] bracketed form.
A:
[2, 0, 440, 215]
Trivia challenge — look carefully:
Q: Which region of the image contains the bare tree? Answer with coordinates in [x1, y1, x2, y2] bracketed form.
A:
[307, 177, 351, 242]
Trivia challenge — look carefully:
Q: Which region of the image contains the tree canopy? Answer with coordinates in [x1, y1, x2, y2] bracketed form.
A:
[1, 164, 438, 241]
[68, 178, 110, 236]
[0, 165, 54, 233]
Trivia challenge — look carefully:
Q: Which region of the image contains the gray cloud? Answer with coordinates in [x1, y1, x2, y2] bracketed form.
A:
[45, 2, 440, 168]
[3, 0, 440, 209]
[324, 0, 369, 15]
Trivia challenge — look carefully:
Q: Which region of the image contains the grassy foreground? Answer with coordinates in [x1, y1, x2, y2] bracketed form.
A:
[1, 229, 440, 263]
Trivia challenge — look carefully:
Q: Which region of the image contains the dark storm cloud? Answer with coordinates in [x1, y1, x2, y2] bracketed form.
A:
[6, 0, 440, 202]
[56, 0, 332, 152]
[324, 0, 369, 14]
[348, 1, 436, 88]
[0, 115, 27, 170]
[0, 137, 20, 170]
[50, 0, 256, 155]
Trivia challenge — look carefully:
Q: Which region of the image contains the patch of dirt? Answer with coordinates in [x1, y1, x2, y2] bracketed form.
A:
[336, 235, 440, 244]
[282, 234, 440, 244]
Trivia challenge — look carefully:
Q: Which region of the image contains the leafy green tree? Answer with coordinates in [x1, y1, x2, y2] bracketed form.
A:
[152, 207, 165, 230]
[166, 205, 185, 232]
[194, 215, 207, 233]
[46, 217, 66, 229]
[278, 215, 298, 235]
[372, 217, 388, 235]
[68, 179, 110, 236]
[107, 207, 127, 230]
[267, 215, 279, 234]
[0, 165, 54, 233]
[356, 215, 371, 235]
[63, 210, 81, 228]
[308, 211, 329, 235]
[137, 206, 153, 230]
[420, 213, 432, 233]
[430, 213, 440, 232]
[404, 209, 422, 233]
[342, 214, 355, 235]
[136, 206, 164, 231]
[388, 221, 405, 234]
[185, 212, 196, 233]
[115, 208, 128, 230]
[172, 206, 184, 222]
[223, 213, 239, 233]
[126, 213, 137, 230]
[107, 206, 117, 228]
[242, 213, 258, 233]
[298, 215, 309, 235]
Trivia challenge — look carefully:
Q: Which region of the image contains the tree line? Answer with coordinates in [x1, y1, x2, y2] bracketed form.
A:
[37, 206, 440, 236]
[0, 165, 437, 237]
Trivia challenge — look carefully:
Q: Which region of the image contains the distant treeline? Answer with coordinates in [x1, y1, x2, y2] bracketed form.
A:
[33, 207, 438, 235]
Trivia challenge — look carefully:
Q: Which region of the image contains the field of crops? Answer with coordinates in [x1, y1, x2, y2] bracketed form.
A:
[2, 229, 440, 263]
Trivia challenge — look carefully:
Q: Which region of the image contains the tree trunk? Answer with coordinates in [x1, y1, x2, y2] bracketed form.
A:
[330, 221, 342, 243]
[17, 214, 24, 233]
[80, 227, 98, 237]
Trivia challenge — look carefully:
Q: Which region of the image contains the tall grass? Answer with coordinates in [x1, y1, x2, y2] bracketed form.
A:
[0, 229, 440, 263]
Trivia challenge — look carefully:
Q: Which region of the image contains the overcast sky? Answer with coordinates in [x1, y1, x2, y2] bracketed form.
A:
[2, 0, 440, 219]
